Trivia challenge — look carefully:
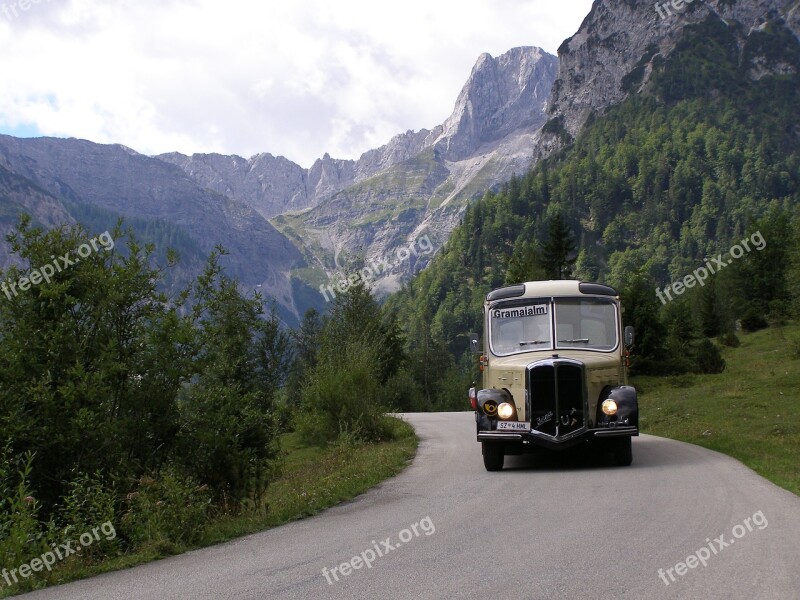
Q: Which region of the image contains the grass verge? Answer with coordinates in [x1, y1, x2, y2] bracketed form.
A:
[633, 323, 800, 496]
[0, 417, 417, 598]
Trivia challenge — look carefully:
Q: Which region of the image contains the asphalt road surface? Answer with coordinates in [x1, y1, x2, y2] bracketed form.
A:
[18, 412, 800, 600]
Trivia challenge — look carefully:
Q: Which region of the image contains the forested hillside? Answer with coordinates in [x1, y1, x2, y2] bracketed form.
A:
[387, 15, 800, 404]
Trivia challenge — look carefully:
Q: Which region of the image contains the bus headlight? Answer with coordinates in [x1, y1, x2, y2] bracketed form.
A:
[601, 399, 618, 416]
[497, 402, 515, 420]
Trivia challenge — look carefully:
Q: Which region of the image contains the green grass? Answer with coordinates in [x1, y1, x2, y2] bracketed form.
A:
[0, 418, 417, 598]
[633, 323, 800, 496]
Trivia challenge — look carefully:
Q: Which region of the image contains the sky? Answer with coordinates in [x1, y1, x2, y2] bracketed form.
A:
[0, 0, 594, 168]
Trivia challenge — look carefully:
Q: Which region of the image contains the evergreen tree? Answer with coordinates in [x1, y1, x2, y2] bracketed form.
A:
[505, 239, 547, 285]
[619, 272, 669, 374]
[178, 247, 284, 504]
[297, 270, 405, 444]
[699, 279, 723, 338]
[287, 308, 322, 390]
[541, 213, 577, 279]
[790, 214, 800, 318]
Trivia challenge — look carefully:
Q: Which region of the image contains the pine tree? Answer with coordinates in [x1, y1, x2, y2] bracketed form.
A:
[699, 279, 723, 337]
[541, 213, 577, 279]
[504, 240, 547, 285]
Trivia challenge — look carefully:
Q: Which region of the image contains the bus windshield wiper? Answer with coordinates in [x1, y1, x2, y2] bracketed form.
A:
[519, 340, 548, 346]
[559, 339, 590, 344]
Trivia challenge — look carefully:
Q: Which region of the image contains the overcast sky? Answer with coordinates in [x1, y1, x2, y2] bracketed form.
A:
[0, 0, 593, 167]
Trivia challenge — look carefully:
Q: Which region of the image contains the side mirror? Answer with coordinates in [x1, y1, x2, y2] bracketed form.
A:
[469, 332, 480, 354]
[624, 325, 635, 349]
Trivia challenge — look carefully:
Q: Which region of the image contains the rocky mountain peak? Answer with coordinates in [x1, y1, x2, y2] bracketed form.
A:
[548, 0, 800, 139]
[434, 46, 558, 161]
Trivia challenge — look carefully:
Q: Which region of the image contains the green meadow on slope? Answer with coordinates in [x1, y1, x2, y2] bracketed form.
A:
[634, 324, 800, 496]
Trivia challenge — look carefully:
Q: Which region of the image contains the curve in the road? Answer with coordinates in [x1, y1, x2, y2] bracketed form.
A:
[18, 412, 800, 600]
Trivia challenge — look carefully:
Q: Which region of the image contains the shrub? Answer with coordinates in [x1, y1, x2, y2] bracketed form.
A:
[718, 331, 741, 347]
[271, 388, 296, 431]
[0, 447, 51, 570]
[297, 341, 393, 446]
[740, 309, 768, 332]
[693, 339, 726, 374]
[57, 472, 120, 559]
[433, 368, 474, 411]
[382, 368, 425, 412]
[631, 356, 692, 376]
[120, 468, 211, 550]
[177, 383, 280, 508]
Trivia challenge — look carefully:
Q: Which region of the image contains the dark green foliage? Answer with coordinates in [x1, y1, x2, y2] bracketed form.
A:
[176, 248, 286, 505]
[693, 339, 726, 374]
[296, 341, 390, 445]
[541, 212, 577, 279]
[0, 218, 185, 508]
[740, 309, 769, 332]
[286, 308, 322, 396]
[541, 116, 572, 144]
[0, 217, 291, 565]
[505, 238, 547, 285]
[297, 272, 405, 445]
[732, 211, 794, 321]
[0, 445, 48, 568]
[651, 15, 743, 104]
[120, 469, 211, 549]
[699, 280, 724, 338]
[621, 44, 658, 93]
[57, 472, 120, 559]
[718, 331, 741, 348]
[791, 216, 800, 319]
[620, 273, 670, 375]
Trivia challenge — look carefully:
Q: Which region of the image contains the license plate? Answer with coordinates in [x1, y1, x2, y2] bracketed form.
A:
[497, 421, 530, 431]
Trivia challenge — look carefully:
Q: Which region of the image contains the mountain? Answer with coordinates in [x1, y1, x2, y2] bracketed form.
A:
[0, 135, 313, 323]
[8, 0, 793, 325]
[164, 46, 558, 297]
[546, 0, 800, 141]
[0, 163, 74, 266]
[0, 45, 558, 320]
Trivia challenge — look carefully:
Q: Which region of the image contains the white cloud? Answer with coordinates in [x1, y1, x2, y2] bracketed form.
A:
[0, 0, 593, 167]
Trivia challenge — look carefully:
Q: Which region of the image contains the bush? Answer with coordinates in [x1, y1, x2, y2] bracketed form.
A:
[0, 447, 51, 570]
[57, 472, 120, 559]
[433, 368, 474, 411]
[297, 341, 393, 446]
[740, 309, 768, 332]
[382, 368, 425, 412]
[693, 339, 726, 374]
[177, 384, 280, 508]
[718, 331, 741, 347]
[120, 468, 211, 550]
[271, 388, 297, 431]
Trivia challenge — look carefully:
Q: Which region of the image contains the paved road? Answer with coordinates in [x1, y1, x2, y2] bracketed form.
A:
[19, 412, 800, 600]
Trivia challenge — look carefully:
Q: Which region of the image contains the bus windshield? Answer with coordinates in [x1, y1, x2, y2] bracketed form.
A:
[489, 298, 618, 355]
